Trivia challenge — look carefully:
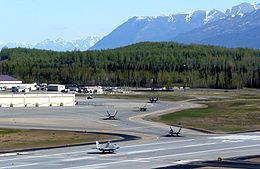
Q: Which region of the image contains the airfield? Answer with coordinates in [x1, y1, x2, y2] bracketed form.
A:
[0, 97, 259, 168]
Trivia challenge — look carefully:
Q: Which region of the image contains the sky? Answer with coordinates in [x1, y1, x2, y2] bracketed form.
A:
[0, 0, 259, 43]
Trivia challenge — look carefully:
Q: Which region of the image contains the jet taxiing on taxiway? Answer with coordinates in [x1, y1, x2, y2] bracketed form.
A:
[168, 126, 182, 137]
[96, 141, 120, 153]
[105, 110, 118, 120]
[139, 104, 148, 111]
[149, 97, 158, 103]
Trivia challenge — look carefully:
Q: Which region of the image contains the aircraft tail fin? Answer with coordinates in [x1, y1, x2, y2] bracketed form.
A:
[107, 111, 110, 116]
[178, 127, 182, 133]
[96, 141, 100, 149]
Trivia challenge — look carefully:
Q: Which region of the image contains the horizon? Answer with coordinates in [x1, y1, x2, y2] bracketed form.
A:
[0, 0, 259, 43]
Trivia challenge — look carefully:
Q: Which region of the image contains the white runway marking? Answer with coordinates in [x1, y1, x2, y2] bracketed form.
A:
[124, 148, 164, 155]
[0, 150, 90, 162]
[63, 160, 144, 169]
[123, 139, 195, 148]
[173, 159, 202, 164]
[0, 163, 38, 169]
[62, 156, 96, 162]
[222, 140, 244, 143]
[140, 144, 260, 160]
[0, 152, 29, 157]
[209, 134, 260, 141]
[183, 142, 216, 148]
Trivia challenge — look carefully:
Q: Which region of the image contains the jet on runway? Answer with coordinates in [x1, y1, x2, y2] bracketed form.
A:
[105, 110, 118, 120]
[168, 126, 182, 137]
[96, 141, 120, 153]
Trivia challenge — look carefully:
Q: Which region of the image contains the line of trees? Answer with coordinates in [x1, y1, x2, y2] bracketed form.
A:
[0, 42, 259, 89]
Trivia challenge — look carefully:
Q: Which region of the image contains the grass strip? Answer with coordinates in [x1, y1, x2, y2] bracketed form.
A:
[0, 129, 119, 152]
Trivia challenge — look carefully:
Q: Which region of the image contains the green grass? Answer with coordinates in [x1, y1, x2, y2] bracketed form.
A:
[0, 129, 119, 152]
[156, 99, 260, 133]
[0, 128, 22, 135]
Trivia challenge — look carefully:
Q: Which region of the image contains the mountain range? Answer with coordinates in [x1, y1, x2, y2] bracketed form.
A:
[1, 2, 259, 51]
[0, 36, 100, 51]
[91, 2, 260, 50]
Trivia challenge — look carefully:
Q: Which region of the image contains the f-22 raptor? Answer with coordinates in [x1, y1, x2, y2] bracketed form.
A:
[149, 97, 158, 103]
[96, 141, 120, 153]
[168, 126, 182, 137]
[105, 110, 118, 120]
[139, 104, 148, 111]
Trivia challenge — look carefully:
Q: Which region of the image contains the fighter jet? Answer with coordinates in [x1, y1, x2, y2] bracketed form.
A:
[168, 126, 182, 137]
[139, 104, 147, 111]
[149, 97, 158, 103]
[105, 110, 118, 120]
[96, 141, 120, 153]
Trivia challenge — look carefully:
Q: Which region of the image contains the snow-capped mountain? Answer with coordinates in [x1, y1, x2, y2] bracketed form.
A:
[225, 2, 259, 17]
[90, 10, 223, 50]
[204, 9, 226, 23]
[91, 2, 260, 50]
[174, 9, 260, 49]
[0, 36, 101, 51]
[0, 41, 32, 49]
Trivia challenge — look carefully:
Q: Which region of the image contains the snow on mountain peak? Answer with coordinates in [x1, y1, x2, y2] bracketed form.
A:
[135, 16, 157, 22]
[225, 2, 259, 17]
[0, 37, 101, 51]
[185, 11, 196, 22]
[204, 9, 226, 23]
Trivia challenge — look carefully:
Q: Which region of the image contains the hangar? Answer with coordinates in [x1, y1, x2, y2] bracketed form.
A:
[0, 93, 75, 107]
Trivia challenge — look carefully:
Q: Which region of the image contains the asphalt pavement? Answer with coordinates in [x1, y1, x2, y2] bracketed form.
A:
[0, 98, 259, 168]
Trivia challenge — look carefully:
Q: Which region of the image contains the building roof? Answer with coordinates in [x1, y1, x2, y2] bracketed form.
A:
[0, 75, 19, 81]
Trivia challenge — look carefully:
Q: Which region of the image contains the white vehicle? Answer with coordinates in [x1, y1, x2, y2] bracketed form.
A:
[47, 84, 65, 92]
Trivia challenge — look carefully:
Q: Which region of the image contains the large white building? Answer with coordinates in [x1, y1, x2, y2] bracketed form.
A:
[0, 93, 75, 107]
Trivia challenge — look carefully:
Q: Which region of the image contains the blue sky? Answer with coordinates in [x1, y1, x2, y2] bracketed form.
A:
[0, 0, 259, 42]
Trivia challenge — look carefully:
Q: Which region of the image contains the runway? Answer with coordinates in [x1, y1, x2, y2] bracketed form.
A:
[0, 98, 259, 168]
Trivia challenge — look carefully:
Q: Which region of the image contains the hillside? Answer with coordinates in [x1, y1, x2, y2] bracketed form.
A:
[0, 42, 260, 89]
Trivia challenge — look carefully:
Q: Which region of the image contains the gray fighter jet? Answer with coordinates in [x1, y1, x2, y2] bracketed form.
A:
[105, 110, 118, 120]
[149, 97, 158, 103]
[139, 104, 147, 111]
[168, 126, 182, 137]
[96, 141, 120, 153]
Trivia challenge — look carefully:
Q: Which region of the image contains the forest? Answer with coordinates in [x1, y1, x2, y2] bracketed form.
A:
[0, 42, 259, 89]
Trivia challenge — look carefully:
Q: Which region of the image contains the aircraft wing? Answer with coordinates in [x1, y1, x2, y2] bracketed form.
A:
[104, 141, 110, 148]
[107, 111, 111, 117]
[114, 111, 118, 116]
